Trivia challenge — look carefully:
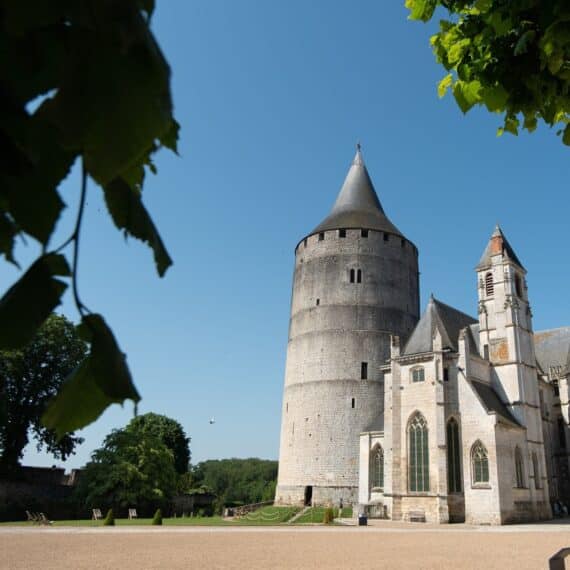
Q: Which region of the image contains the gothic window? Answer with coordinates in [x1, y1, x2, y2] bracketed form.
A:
[350, 269, 355, 283]
[515, 446, 525, 488]
[339, 229, 346, 238]
[532, 452, 541, 489]
[408, 412, 429, 492]
[361, 362, 368, 380]
[471, 441, 489, 484]
[485, 272, 494, 296]
[370, 445, 384, 490]
[357, 269, 362, 283]
[447, 419, 462, 492]
[411, 367, 425, 383]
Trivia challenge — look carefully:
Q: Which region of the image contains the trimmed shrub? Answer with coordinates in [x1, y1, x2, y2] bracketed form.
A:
[103, 509, 115, 526]
[152, 509, 163, 525]
[323, 507, 335, 524]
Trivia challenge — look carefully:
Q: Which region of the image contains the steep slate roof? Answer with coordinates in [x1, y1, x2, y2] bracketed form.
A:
[310, 146, 404, 237]
[534, 327, 570, 375]
[403, 296, 477, 355]
[477, 224, 525, 270]
[470, 380, 521, 427]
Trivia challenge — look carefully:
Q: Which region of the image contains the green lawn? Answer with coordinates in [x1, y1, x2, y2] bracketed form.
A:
[0, 506, 301, 527]
[293, 507, 353, 524]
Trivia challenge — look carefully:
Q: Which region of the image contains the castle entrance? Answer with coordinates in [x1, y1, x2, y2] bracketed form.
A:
[304, 485, 313, 506]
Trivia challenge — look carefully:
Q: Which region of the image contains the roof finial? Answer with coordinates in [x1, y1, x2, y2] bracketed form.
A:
[356, 141, 361, 152]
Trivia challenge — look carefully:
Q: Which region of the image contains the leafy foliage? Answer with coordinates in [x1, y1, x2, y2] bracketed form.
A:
[0, 0, 179, 435]
[152, 508, 163, 525]
[75, 419, 179, 512]
[406, 0, 570, 144]
[191, 458, 278, 507]
[323, 507, 335, 524]
[0, 314, 87, 474]
[103, 508, 115, 526]
[125, 413, 191, 475]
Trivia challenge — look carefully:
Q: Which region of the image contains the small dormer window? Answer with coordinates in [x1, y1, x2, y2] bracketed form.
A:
[485, 272, 494, 296]
[411, 367, 425, 383]
[339, 229, 346, 238]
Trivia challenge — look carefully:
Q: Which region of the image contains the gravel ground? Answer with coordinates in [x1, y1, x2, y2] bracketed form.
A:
[1, 524, 569, 569]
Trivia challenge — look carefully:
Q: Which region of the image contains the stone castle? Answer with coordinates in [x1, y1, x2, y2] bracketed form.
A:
[275, 147, 570, 524]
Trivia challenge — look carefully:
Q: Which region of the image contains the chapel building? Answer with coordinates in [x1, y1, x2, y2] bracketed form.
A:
[275, 147, 570, 524]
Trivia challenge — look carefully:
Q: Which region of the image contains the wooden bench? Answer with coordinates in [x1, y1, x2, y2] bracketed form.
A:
[407, 510, 426, 523]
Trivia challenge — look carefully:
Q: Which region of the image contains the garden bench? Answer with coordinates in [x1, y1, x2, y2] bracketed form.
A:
[26, 510, 40, 524]
[38, 513, 53, 525]
[128, 508, 138, 520]
[92, 509, 102, 520]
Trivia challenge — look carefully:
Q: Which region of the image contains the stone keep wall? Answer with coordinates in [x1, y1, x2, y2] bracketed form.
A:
[276, 228, 419, 505]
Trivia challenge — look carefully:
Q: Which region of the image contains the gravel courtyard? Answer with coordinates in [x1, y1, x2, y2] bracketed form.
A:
[2, 523, 569, 569]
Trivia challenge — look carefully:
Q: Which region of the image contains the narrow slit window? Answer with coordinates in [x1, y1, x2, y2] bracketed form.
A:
[483, 344, 489, 360]
[515, 274, 523, 298]
[318, 232, 324, 241]
[361, 229, 368, 238]
[304, 238, 307, 247]
[443, 367, 449, 382]
[383, 233, 389, 242]
[357, 269, 362, 283]
[485, 272, 494, 296]
[350, 269, 355, 283]
[361, 362, 368, 380]
[351, 398, 355, 409]
[339, 229, 346, 238]
[401, 239, 405, 248]
[316, 298, 320, 306]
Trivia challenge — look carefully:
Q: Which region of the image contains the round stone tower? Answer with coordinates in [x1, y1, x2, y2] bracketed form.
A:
[275, 147, 419, 506]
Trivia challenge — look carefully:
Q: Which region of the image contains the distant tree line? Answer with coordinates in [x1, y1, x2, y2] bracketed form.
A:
[191, 458, 278, 509]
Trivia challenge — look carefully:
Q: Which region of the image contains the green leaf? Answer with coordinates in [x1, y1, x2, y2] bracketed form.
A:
[0, 103, 72, 245]
[103, 178, 173, 277]
[482, 85, 509, 112]
[405, 0, 437, 22]
[504, 116, 520, 136]
[453, 80, 482, 113]
[40, 5, 173, 186]
[523, 113, 538, 133]
[42, 314, 141, 437]
[563, 124, 570, 145]
[0, 253, 70, 349]
[437, 74, 453, 98]
[514, 30, 536, 56]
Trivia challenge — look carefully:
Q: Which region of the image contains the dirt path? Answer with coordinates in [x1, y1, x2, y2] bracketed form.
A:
[2, 526, 569, 569]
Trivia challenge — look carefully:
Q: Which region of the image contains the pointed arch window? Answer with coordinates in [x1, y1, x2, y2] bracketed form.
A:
[515, 446, 525, 488]
[471, 440, 489, 484]
[370, 445, 384, 490]
[485, 272, 494, 296]
[447, 419, 462, 492]
[408, 412, 429, 492]
[532, 452, 541, 489]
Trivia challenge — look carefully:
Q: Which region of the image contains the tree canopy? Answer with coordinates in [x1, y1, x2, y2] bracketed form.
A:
[76, 419, 179, 513]
[0, 1, 179, 438]
[191, 458, 278, 507]
[0, 314, 87, 474]
[125, 413, 191, 475]
[406, 0, 570, 144]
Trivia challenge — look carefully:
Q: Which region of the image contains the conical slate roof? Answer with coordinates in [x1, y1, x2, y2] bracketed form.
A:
[403, 295, 477, 355]
[477, 224, 524, 270]
[310, 147, 403, 237]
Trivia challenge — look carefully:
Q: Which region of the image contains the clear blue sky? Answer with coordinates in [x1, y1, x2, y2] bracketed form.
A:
[6, 1, 569, 469]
